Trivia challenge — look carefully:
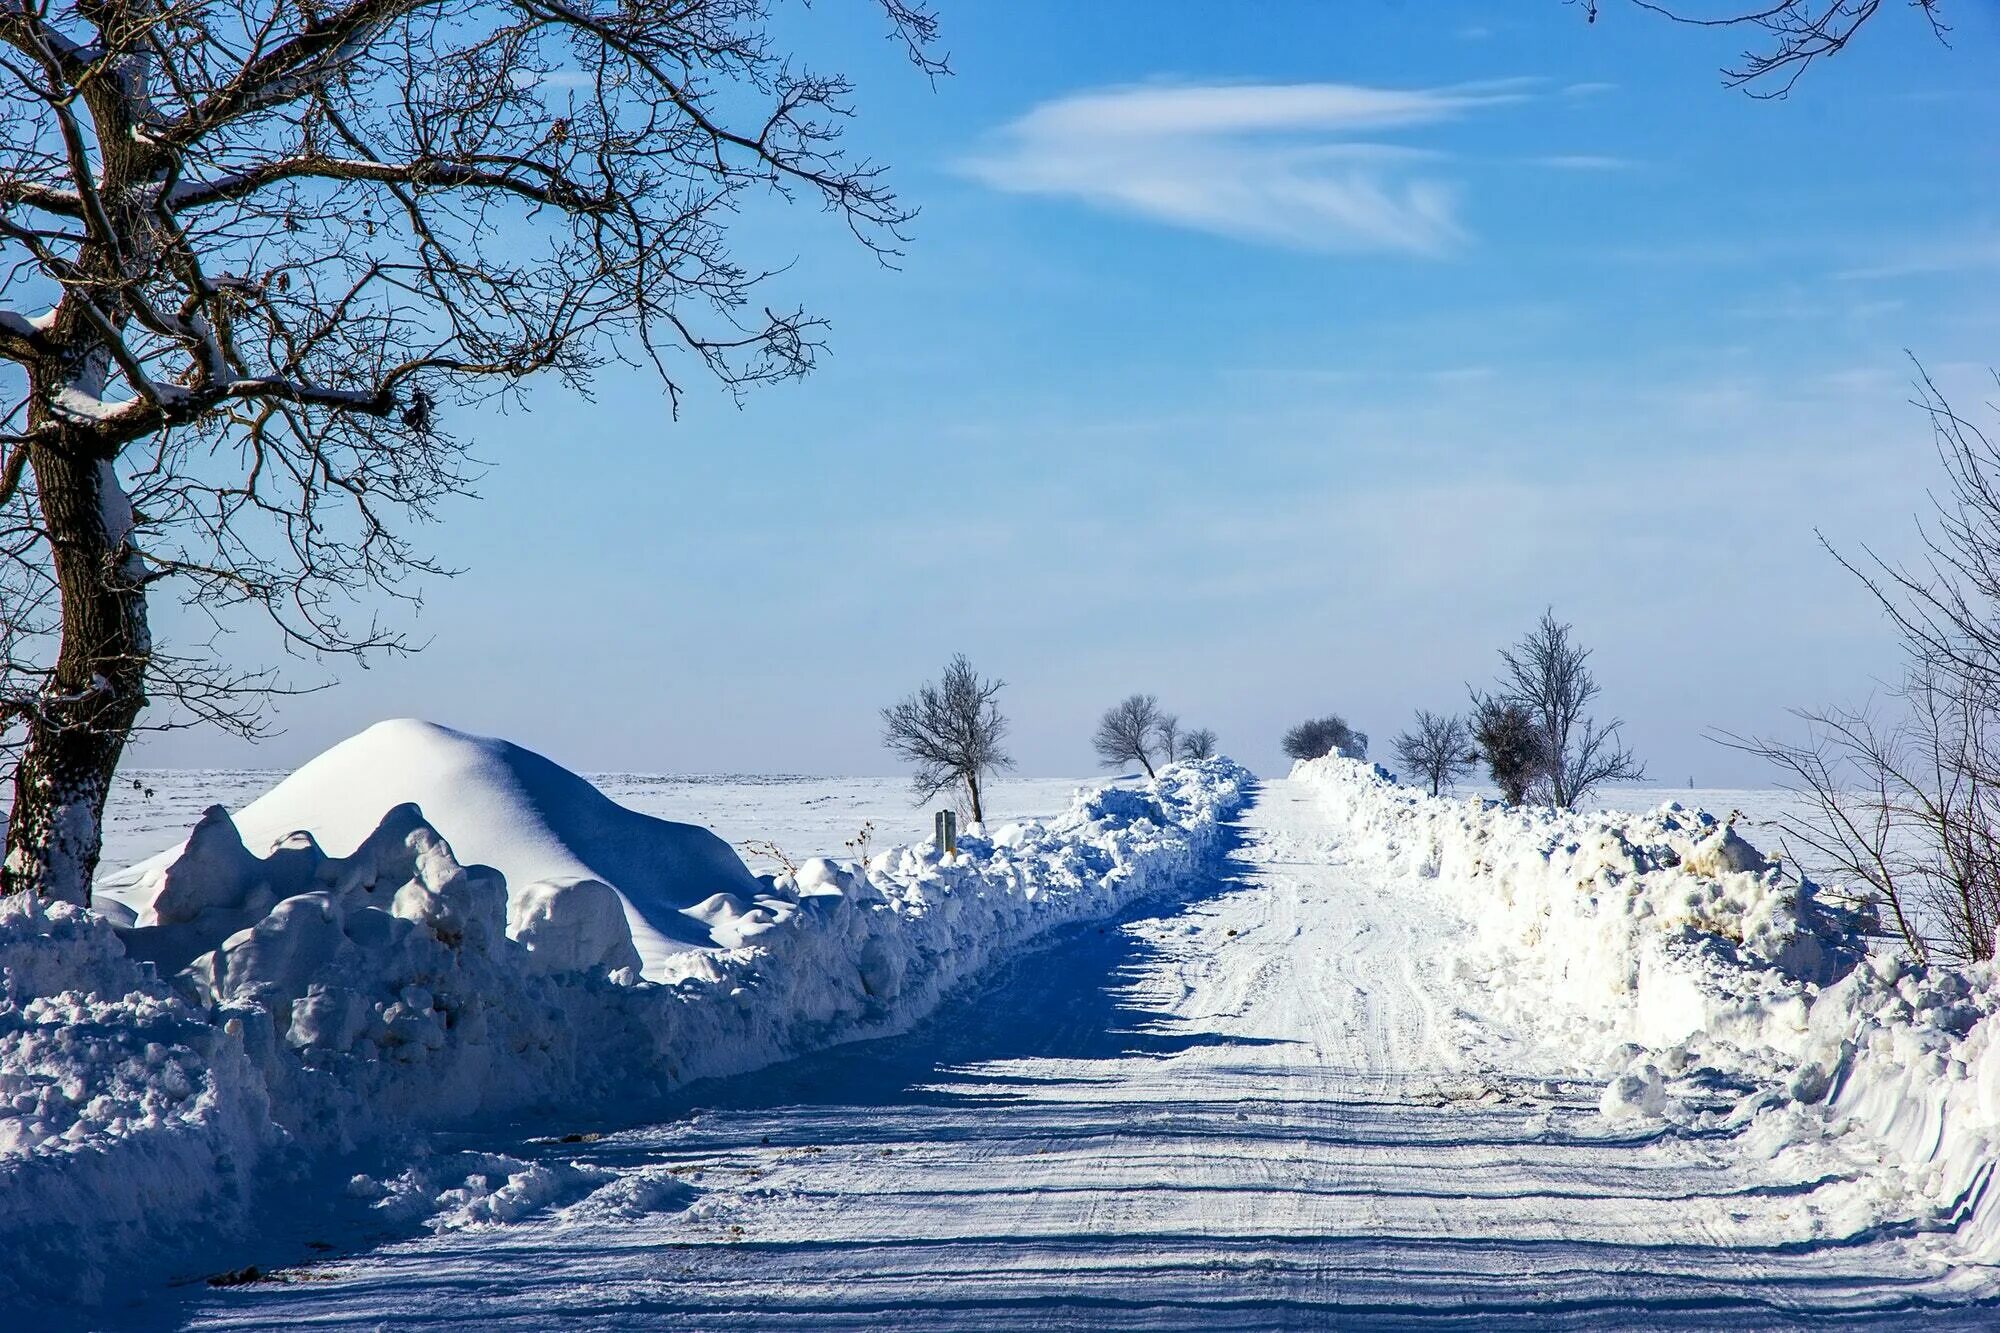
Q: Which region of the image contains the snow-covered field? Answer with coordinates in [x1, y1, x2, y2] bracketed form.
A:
[90, 767, 1814, 884]
[93, 768, 1105, 884]
[12, 739, 2000, 1326]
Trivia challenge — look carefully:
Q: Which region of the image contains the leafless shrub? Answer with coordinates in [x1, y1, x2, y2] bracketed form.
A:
[737, 839, 798, 878]
[1492, 610, 1645, 808]
[843, 820, 876, 868]
[1095, 694, 1164, 779]
[1178, 727, 1218, 762]
[1282, 715, 1367, 763]
[1155, 713, 1181, 771]
[1470, 697, 1546, 806]
[1729, 368, 2000, 962]
[881, 654, 1013, 824]
[1392, 710, 1476, 797]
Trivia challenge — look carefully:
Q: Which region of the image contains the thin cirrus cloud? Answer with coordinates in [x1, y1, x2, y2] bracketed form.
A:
[957, 80, 1531, 255]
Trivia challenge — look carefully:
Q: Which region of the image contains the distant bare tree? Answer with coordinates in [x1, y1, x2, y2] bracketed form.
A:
[1178, 727, 1218, 761]
[1471, 697, 1546, 806]
[1095, 693, 1164, 779]
[1282, 714, 1367, 763]
[882, 654, 1013, 825]
[1578, 1, 1950, 95]
[1494, 610, 1645, 808]
[1730, 369, 2000, 962]
[1393, 710, 1476, 797]
[0, 0, 943, 903]
[1155, 713, 1181, 770]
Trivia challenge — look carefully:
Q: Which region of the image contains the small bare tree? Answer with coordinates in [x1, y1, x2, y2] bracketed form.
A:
[1178, 727, 1218, 761]
[1095, 693, 1163, 779]
[1154, 713, 1180, 771]
[1392, 710, 1475, 797]
[1731, 369, 2000, 962]
[1494, 610, 1644, 808]
[1470, 697, 1546, 806]
[1282, 714, 1367, 762]
[0, 0, 942, 902]
[881, 654, 1012, 826]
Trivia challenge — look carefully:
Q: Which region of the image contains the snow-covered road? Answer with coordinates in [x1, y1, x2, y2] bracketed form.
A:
[156, 781, 1992, 1329]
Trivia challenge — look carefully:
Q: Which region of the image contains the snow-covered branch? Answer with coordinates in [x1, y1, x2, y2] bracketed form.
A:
[0, 306, 53, 361]
[166, 153, 612, 215]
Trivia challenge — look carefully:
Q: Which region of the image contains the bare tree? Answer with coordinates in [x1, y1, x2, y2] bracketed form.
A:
[1095, 693, 1163, 779]
[0, 0, 941, 901]
[1282, 714, 1367, 763]
[1578, 1, 1950, 95]
[1392, 710, 1475, 797]
[1729, 370, 2000, 962]
[1470, 696, 1546, 806]
[1178, 727, 1218, 761]
[1493, 610, 1645, 808]
[1154, 713, 1180, 771]
[881, 654, 1012, 826]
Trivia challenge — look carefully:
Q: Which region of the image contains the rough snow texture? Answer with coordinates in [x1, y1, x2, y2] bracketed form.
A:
[103, 720, 765, 977]
[0, 726, 1247, 1313]
[1296, 755, 2000, 1271]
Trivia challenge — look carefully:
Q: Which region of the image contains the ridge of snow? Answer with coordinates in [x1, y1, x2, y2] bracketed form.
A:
[1295, 755, 2000, 1267]
[0, 728, 1249, 1312]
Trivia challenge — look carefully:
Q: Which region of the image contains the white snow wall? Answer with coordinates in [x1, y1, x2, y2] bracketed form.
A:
[0, 759, 1250, 1311]
[1295, 756, 2000, 1263]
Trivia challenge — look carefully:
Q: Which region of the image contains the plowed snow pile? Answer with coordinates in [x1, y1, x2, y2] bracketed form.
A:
[0, 722, 1249, 1313]
[100, 721, 765, 976]
[1297, 755, 2000, 1265]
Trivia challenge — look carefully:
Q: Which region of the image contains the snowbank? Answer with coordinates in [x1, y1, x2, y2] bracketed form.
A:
[101, 720, 763, 977]
[1296, 756, 2000, 1263]
[0, 725, 1247, 1312]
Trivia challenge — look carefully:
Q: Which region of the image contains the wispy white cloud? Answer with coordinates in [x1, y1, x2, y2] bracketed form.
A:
[1562, 81, 1618, 98]
[1526, 154, 1636, 171]
[958, 81, 1530, 255]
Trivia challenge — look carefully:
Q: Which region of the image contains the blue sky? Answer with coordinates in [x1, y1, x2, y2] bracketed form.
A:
[141, 0, 2000, 783]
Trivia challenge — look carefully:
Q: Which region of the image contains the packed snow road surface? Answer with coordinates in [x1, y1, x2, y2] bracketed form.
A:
[160, 781, 1991, 1329]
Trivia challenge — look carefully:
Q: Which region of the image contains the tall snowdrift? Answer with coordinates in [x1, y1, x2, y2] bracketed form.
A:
[0, 729, 1248, 1313]
[1296, 756, 2000, 1266]
[101, 719, 763, 977]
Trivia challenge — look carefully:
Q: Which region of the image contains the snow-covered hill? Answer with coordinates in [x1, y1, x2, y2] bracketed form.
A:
[102, 719, 767, 977]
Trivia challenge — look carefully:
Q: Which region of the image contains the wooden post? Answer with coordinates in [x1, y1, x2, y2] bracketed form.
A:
[933, 809, 958, 857]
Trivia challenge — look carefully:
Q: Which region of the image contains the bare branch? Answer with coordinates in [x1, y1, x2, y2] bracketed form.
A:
[1585, 0, 1951, 95]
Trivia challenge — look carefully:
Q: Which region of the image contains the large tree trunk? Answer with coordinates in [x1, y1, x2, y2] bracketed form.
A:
[2, 432, 150, 904]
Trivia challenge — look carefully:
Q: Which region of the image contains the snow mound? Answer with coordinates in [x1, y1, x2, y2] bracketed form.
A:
[1296, 756, 2000, 1267]
[104, 719, 761, 977]
[1, 733, 1250, 1315]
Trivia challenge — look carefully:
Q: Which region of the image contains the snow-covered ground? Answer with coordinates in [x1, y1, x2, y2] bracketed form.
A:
[90, 770, 1814, 891]
[136, 773, 2000, 1329]
[93, 768, 1105, 883]
[13, 742, 2000, 1326]
[2, 723, 1248, 1322]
